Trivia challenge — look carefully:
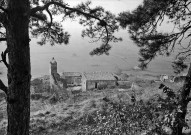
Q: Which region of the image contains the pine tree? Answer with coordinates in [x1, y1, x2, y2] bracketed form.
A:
[0, 0, 120, 134]
[117, 0, 191, 134]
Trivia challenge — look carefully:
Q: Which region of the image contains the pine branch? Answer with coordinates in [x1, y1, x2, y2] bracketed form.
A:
[0, 79, 7, 95]
[30, 2, 103, 22]
[30, 1, 110, 49]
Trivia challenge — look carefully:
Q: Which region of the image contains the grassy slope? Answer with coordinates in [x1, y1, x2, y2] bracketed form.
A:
[0, 74, 188, 135]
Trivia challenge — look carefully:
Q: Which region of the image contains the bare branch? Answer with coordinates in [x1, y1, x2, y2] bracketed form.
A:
[0, 48, 9, 68]
[0, 79, 7, 95]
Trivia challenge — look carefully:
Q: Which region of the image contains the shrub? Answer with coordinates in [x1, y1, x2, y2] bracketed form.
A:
[78, 88, 182, 135]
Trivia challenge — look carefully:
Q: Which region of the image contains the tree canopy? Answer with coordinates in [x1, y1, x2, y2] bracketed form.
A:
[117, 0, 191, 134]
[117, 0, 191, 71]
[0, 0, 121, 56]
[29, 0, 121, 54]
[0, 0, 122, 134]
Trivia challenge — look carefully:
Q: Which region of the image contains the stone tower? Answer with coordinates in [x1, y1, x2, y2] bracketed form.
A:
[50, 57, 57, 75]
[49, 57, 57, 91]
[49, 57, 68, 99]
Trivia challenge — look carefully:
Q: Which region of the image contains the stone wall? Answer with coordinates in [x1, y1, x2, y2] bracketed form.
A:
[86, 80, 116, 90]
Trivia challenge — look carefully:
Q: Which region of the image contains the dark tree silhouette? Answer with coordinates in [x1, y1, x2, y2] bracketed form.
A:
[0, 0, 121, 134]
[117, 0, 191, 134]
[172, 56, 188, 75]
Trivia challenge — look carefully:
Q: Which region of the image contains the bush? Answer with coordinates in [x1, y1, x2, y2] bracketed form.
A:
[78, 89, 180, 135]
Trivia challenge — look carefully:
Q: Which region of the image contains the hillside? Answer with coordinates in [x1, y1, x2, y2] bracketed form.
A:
[0, 73, 190, 135]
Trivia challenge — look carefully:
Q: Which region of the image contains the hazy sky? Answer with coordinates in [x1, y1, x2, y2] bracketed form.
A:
[29, 0, 175, 76]
[31, 0, 144, 53]
[65, 0, 143, 12]
[1, 0, 177, 83]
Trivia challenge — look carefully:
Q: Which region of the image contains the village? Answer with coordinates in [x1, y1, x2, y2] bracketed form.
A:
[26, 58, 191, 135]
[0, 57, 190, 135]
[31, 57, 187, 99]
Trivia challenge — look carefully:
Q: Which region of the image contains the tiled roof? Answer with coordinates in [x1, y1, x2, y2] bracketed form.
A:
[62, 72, 82, 77]
[83, 72, 116, 81]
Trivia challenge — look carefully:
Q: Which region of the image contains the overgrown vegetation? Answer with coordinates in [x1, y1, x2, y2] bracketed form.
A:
[117, 0, 191, 134]
[1, 76, 189, 135]
[0, 0, 121, 134]
[78, 88, 184, 135]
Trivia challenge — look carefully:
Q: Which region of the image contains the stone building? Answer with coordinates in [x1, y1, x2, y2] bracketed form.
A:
[81, 72, 117, 91]
[62, 72, 82, 86]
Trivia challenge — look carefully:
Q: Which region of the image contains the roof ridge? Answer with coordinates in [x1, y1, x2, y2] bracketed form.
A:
[83, 71, 116, 81]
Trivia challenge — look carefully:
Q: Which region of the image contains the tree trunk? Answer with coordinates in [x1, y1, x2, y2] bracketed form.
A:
[173, 63, 191, 135]
[6, 0, 31, 135]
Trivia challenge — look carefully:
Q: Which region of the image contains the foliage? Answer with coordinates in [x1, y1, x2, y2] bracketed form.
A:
[78, 86, 189, 135]
[117, 0, 191, 70]
[28, 0, 121, 55]
[172, 57, 188, 74]
[117, 1, 191, 134]
[0, 0, 123, 134]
